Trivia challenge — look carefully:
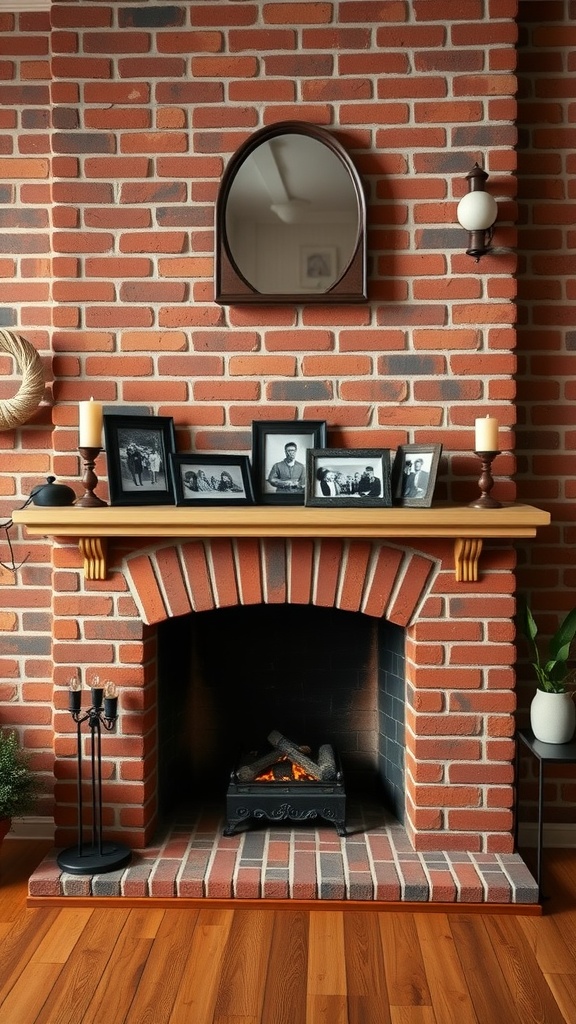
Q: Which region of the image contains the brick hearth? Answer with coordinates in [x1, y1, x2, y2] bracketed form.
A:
[28, 802, 538, 905]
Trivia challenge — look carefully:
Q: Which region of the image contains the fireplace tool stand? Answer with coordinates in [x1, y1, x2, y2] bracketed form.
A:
[57, 687, 131, 875]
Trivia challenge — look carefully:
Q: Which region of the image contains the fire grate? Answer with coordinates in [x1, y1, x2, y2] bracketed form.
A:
[224, 730, 346, 836]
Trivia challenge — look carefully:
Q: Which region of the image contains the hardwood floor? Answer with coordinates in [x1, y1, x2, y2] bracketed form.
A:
[1, 840, 576, 1023]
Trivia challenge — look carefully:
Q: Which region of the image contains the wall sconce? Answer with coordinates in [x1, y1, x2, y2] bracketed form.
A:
[456, 163, 498, 261]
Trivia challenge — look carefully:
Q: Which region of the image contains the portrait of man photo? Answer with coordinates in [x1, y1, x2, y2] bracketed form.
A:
[254, 421, 326, 504]
[266, 440, 306, 493]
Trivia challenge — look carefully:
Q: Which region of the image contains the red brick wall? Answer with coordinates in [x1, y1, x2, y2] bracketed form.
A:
[515, 0, 576, 822]
[45, 0, 517, 484]
[4, 0, 572, 833]
[0, 4, 53, 814]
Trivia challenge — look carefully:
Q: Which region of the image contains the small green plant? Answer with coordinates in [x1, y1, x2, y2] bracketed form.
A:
[520, 603, 576, 693]
[0, 729, 37, 821]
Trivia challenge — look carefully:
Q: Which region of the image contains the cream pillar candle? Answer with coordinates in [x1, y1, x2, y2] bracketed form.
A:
[79, 398, 103, 448]
[474, 415, 499, 452]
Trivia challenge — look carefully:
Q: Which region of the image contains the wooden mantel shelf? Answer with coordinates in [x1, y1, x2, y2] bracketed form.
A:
[13, 502, 550, 583]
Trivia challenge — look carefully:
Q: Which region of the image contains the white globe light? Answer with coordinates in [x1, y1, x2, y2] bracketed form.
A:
[456, 190, 498, 231]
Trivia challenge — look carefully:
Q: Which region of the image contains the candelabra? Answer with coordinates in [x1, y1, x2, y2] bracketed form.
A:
[76, 446, 107, 508]
[469, 450, 502, 509]
[57, 684, 131, 875]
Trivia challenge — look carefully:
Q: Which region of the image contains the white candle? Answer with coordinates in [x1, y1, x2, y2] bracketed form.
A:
[475, 415, 499, 452]
[79, 398, 103, 448]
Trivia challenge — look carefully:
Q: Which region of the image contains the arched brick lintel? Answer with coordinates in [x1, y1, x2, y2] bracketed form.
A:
[125, 539, 439, 630]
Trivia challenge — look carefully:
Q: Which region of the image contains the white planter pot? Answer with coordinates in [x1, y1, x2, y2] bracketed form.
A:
[530, 689, 576, 744]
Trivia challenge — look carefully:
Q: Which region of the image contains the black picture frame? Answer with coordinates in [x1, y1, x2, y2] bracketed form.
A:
[252, 420, 327, 505]
[391, 443, 442, 507]
[170, 454, 255, 506]
[305, 448, 392, 508]
[103, 414, 176, 506]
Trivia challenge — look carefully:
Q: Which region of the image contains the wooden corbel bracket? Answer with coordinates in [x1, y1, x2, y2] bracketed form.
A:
[78, 536, 108, 581]
[454, 537, 483, 583]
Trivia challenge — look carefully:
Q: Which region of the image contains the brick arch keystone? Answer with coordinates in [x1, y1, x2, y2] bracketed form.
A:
[125, 539, 438, 629]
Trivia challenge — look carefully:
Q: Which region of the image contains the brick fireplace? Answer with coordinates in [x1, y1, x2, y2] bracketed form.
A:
[18, 506, 546, 904]
[15, 503, 548, 856]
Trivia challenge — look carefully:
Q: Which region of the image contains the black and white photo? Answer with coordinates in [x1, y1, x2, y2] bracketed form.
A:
[103, 414, 176, 506]
[252, 420, 326, 505]
[305, 448, 392, 508]
[300, 245, 337, 288]
[392, 443, 442, 507]
[170, 454, 255, 506]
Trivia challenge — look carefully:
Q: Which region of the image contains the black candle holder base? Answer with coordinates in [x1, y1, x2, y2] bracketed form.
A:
[57, 841, 132, 875]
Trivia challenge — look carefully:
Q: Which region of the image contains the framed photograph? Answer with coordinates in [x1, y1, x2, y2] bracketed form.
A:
[170, 454, 255, 506]
[252, 420, 327, 505]
[391, 443, 443, 508]
[300, 246, 337, 289]
[103, 414, 176, 506]
[305, 448, 392, 508]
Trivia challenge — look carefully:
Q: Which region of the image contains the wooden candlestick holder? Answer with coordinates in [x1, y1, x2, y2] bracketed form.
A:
[76, 446, 107, 508]
[469, 450, 502, 509]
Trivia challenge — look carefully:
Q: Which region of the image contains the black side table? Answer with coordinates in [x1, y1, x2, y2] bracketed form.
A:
[515, 726, 576, 900]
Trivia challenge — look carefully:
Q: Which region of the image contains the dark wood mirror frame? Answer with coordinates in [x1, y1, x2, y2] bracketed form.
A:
[215, 121, 367, 305]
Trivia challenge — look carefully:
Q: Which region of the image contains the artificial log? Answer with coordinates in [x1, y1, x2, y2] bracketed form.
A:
[237, 742, 317, 782]
[236, 749, 281, 783]
[317, 743, 337, 781]
[267, 730, 322, 781]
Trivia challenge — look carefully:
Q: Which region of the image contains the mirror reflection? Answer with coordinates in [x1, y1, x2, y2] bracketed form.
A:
[216, 122, 366, 304]
[226, 133, 358, 294]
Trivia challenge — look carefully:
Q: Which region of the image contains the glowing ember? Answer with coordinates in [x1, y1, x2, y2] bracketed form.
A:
[256, 756, 316, 783]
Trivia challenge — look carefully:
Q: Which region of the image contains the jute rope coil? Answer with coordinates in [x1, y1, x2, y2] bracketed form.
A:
[0, 329, 45, 430]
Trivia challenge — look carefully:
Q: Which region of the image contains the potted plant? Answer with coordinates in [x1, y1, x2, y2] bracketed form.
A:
[520, 603, 576, 743]
[0, 729, 38, 842]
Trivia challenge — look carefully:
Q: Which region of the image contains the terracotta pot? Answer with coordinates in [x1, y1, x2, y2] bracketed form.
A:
[530, 689, 576, 744]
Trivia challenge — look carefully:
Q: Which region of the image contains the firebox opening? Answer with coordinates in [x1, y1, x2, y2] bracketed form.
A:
[157, 604, 405, 826]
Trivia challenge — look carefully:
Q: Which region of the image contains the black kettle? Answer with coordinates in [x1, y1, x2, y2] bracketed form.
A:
[31, 475, 76, 507]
